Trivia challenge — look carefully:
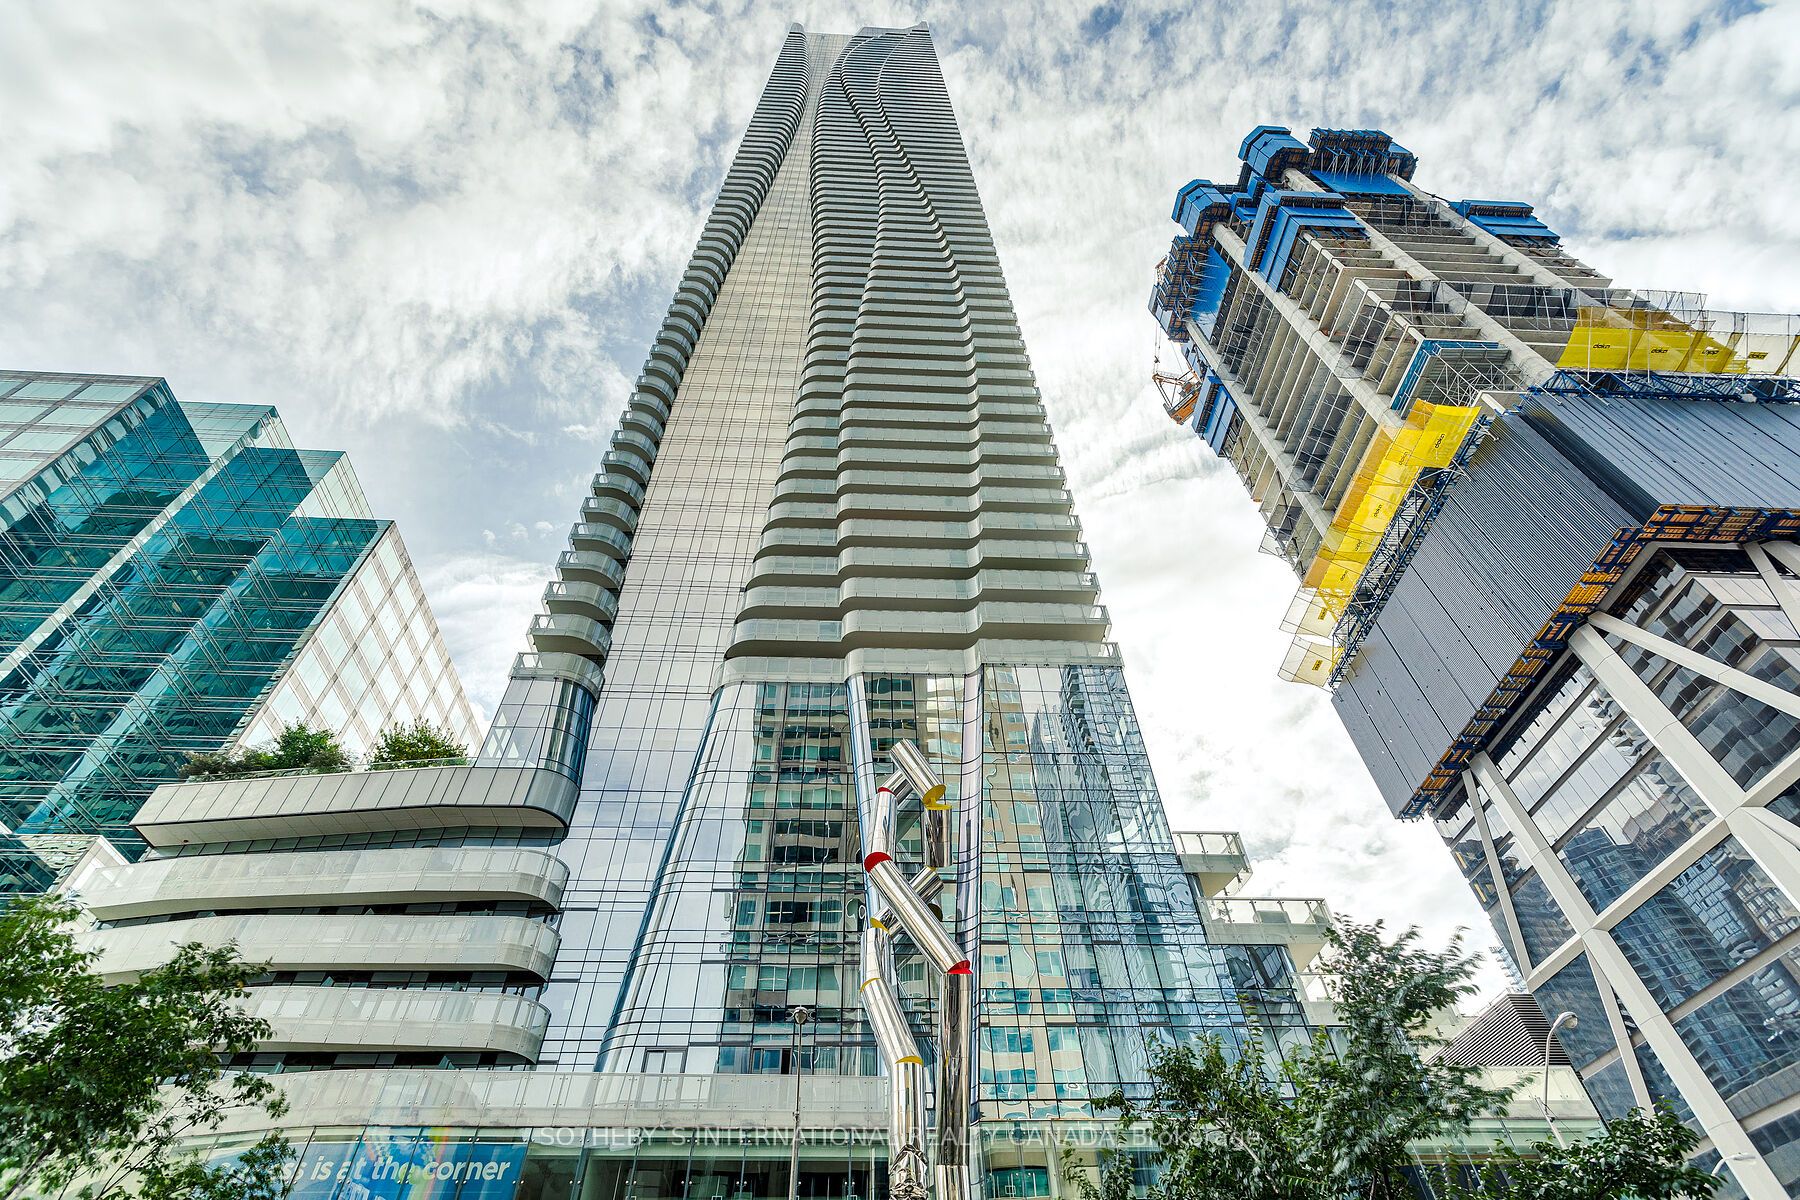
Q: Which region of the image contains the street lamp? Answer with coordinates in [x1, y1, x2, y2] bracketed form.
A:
[1542, 1011, 1578, 1148]
[1713, 1152, 1753, 1179]
[787, 1006, 814, 1200]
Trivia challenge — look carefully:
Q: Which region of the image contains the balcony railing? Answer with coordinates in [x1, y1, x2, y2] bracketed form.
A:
[1208, 897, 1332, 927]
[1174, 831, 1246, 858]
[1174, 831, 1251, 897]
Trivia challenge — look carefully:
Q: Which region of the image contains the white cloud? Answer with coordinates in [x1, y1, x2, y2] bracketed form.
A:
[413, 552, 546, 723]
[5, 0, 1796, 1002]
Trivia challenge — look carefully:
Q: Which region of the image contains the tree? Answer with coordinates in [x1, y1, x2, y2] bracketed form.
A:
[368, 717, 469, 767]
[0, 897, 292, 1199]
[1074, 920, 1719, 1200]
[1077, 920, 1510, 1200]
[1450, 1106, 1716, 1200]
[181, 721, 349, 779]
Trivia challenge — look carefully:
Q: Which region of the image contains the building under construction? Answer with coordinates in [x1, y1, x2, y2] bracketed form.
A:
[1150, 126, 1800, 1198]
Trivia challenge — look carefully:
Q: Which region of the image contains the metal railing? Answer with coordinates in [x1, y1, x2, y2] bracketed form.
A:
[1208, 897, 1332, 927]
[1173, 831, 1247, 858]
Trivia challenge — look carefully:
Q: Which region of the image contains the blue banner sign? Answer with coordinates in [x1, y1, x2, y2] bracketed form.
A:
[288, 1132, 528, 1200]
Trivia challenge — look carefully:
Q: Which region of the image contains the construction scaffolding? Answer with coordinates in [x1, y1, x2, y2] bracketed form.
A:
[1278, 399, 1486, 685]
[1555, 304, 1800, 377]
[1328, 413, 1494, 686]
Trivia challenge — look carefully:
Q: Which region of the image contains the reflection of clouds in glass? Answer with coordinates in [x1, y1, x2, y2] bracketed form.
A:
[8, 2, 1795, 1009]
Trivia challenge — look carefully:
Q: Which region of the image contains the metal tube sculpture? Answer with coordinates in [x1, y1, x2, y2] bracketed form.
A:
[859, 740, 973, 1200]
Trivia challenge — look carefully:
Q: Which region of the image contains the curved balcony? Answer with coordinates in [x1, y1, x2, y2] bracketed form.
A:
[601, 447, 651, 485]
[80, 846, 569, 922]
[591, 472, 646, 507]
[611, 429, 657, 460]
[830, 603, 1111, 649]
[542, 580, 619, 625]
[242, 986, 550, 1061]
[528, 612, 612, 661]
[620, 407, 666, 443]
[1173, 831, 1252, 897]
[568, 521, 632, 560]
[506, 650, 605, 698]
[86, 912, 560, 984]
[556, 550, 625, 591]
[132, 762, 579, 848]
[1203, 897, 1334, 967]
[580, 495, 640, 534]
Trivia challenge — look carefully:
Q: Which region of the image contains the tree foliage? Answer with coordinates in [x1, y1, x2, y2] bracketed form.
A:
[369, 718, 469, 767]
[180, 721, 350, 779]
[0, 897, 292, 1199]
[1077, 920, 1509, 1200]
[1449, 1106, 1716, 1200]
[1073, 919, 1715, 1200]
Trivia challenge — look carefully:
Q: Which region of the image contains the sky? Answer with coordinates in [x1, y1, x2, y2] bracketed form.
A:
[4, 0, 1798, 999]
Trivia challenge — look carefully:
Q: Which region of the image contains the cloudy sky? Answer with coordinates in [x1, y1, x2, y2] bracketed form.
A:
[5, 0, 1798, 996]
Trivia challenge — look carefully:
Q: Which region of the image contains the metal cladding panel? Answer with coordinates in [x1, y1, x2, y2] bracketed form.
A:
[1434, 417, 1635, 637]
[1202, 394, 1238, 453]
[1309, 169, 1411, 196]
[1333, 417, 1635, 813]
[1376, 581, 1491, 715]
[1240, 125, 1309, 180]
[1400, 527, 1538, 680]
[1173, 180, 1235, 236]
[1331, 673, 1422, 809]
[1519, 394, 1800, 516]
[1334, 628, 1452, 815]
[1188, 247, 1232, 337]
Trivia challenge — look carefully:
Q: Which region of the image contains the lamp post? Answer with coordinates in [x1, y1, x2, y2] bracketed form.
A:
[788, 1006, 814, 1200]
[1713, 1153, 1753, 1179]
[1542, 1011, 1578, 1148]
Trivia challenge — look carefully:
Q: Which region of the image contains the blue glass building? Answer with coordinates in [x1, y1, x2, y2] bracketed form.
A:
[1150, 126, 1800, 1197]
[0, 370, 478, 891]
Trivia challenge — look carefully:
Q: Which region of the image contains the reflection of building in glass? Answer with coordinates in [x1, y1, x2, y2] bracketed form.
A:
[1150, 125, 1800, 1198]
[0, 370, 476, 892]
[67, 26, 1363, 1200]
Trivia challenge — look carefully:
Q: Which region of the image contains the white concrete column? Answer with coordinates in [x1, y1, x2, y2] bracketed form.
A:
[1472, 754, 1781, 1196]
[1346, 224, 1560, 386]
[1747, 542, 1800, 635]
[1586, 612, 1800, 722]
[1397, 181, 1614, 308]
[1583, 933, 1785, 1199]
[1179, 315, 1332, 534]
[1569, 625, 1748, 816]
[1573, 621, 1800, 915]
[1211, 226, 1404, 427]
[1463, 768, 1531, 979]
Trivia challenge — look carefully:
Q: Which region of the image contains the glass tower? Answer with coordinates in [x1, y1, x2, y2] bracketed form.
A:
[1149, 126, 1800, 1198]
[71, 25, 1345, 1200]
[0, 370, 479, 891]
[492, 16, 1319, 1127]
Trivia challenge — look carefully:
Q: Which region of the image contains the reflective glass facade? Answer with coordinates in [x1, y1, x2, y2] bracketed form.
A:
[379, 23, 1318, 1199]
[1150, 124, 1800, 1197]
[1443, 546, 1800, 1195]
[0, 371, 478, 889]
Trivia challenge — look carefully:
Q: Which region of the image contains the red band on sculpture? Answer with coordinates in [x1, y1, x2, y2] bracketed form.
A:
[862, 851, 892, 871]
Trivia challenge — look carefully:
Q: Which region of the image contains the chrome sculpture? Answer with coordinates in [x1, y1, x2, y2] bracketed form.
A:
[858, 739, 973, 1200]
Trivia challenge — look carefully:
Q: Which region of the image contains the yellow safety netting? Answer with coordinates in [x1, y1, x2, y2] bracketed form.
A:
[1555, 306, 1800, 375]
[1306, 401, 1483, 608]
[1277, 400, 1483, 687]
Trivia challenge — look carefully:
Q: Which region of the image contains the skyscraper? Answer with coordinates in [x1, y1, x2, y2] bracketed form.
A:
[73, 26, 1338, 1200]
[1150, 125, 1800, 1196]
[0, 370, 478, 893]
